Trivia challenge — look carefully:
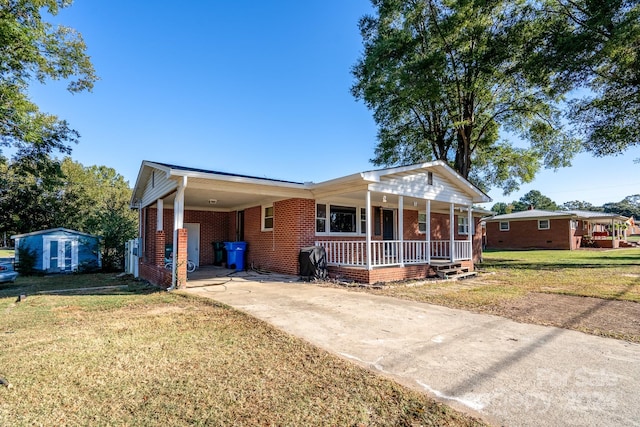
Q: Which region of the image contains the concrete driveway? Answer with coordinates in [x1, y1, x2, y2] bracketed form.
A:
[184, 276, 640, 427]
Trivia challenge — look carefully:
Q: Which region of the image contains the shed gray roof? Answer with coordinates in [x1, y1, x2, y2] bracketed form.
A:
[11, 228, 99, 239]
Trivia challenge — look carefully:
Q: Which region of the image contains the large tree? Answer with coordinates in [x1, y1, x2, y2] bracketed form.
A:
[511, 190, 558, 211]
[352, 0, 578, 194]
[0, 156, 136, 271]
[530, 0, 640, 156]
[603, 194, 640, 218]
[0, 0, 96, 159]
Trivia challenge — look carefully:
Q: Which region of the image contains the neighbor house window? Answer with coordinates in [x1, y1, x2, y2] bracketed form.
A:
[538, 219, 550, 230]
[427, 172, 433, 185]
[418, 212, 427, 233]
[458, 216, 470, 235]
[499, 221, 509, 231]
[262, 205, 274, 231]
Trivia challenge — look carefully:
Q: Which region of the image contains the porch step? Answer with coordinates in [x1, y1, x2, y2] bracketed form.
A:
[619, 241, 639, 248]
[433, 262, 475, 280]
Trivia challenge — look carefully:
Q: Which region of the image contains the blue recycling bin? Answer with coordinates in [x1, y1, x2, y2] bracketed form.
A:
[224, 241, 247, 271]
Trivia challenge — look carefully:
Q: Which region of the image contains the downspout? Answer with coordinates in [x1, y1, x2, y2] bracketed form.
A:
[467, 205, 473, 261]
[398, 196, 404, 267]
[449, 203, 455, 262]
[366, 190, 372, 270]
[168, 176, 187, 291]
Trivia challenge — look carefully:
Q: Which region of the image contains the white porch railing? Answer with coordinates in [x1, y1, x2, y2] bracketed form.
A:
[315, 240, 472, 268]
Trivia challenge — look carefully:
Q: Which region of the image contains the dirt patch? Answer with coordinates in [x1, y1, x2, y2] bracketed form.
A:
[496, 293, 640, 342]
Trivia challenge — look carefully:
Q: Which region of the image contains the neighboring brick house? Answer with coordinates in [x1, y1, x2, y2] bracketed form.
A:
[130, 160, 491, 288]
[484, 209, 629, 250]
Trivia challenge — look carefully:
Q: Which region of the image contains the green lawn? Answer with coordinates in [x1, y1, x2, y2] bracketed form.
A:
[0, 274, 484, 426]
[370, 248, 640, 341]
[476, 249, 640, 302]
[0, 249, 13, 258]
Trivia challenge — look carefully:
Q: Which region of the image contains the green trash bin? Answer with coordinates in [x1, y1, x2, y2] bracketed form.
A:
[213, 242, 225, 266]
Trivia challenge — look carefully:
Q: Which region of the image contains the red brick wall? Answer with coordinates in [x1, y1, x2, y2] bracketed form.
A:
[140, 202, 483, 284]
[139, 262, 172, 288]
[242, 199, 315, 275]
[143, 208, 231, 266]
[486, 218, 572, 250]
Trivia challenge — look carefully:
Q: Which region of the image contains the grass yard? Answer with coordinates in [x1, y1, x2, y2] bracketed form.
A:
[370, 249, 640, 342]
[0, 249, 13, 258]
[0, 274, 485, 426]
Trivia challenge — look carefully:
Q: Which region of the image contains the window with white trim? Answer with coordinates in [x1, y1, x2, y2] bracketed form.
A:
[418, 212, 427, 233]
[458, 216, 470, 235]
[262, 205, 274, 231]
[316, 203, 361, 235]
[538, 219, 550, 230]
[330, 205, 357, 233]
[316, 204, 327, 232]
[499, 221, 509, 231]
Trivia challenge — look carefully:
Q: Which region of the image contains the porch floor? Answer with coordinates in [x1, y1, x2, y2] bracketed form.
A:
[185, 265, 300, 288]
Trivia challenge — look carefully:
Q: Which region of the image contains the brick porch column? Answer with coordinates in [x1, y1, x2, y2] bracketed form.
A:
[155, 230, 165, 267]
[176, 228, 188, 288]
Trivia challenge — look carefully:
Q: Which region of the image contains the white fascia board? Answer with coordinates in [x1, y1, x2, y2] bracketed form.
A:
[130, 161, 174, 208]
[367, 182, 474, 205]
[364, 161, 490, 203]
[169, 169, 308, 191]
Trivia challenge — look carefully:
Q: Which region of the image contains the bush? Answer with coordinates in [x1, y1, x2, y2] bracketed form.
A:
[16, 243, 38, 276]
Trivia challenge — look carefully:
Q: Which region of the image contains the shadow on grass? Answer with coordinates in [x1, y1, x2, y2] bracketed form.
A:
[0, 273, 161, 299]
[444, 277, 639, 399]
[480, 262, 639, 270]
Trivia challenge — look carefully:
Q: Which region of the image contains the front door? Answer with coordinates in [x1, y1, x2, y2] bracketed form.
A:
[184, 223, 200, 267]
[382, 209, 395, 240]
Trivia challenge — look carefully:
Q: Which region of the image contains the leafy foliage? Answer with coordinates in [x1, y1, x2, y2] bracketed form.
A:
[491, 192, 640, 218]
[0, 0, 96, 159]
[603, 195, 640, 218]
[529, 0, 640, 156]
[352, 0, 579, 193]
[1, 156, 136, 271]
[16, 241, 37, 276]
[511, 190, 559, 211]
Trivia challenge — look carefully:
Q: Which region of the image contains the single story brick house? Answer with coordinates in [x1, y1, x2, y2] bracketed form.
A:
[130, 160, 491, 288]
[484, 209, 629, 250]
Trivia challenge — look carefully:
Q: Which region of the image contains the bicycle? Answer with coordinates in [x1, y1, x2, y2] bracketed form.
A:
[165, 257, 196, 273]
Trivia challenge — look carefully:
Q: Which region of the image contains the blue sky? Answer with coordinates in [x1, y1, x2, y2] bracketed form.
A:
[27, 0, 640, 209]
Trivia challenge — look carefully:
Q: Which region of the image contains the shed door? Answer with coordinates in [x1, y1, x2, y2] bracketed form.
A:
[43, 237, 78, 272]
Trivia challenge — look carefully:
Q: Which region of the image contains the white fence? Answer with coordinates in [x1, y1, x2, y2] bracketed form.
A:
[124, 238, 140, 277]
[315, 240, 472, 268]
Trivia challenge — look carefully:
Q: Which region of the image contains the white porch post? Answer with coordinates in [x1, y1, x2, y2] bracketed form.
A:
[156, 199, 163, 231]
[426, 200, 431, 264]
[450, 203, 455, 262]
[366, 190, 372, 270]
[399, 196, 404, 267]
[467, 204, 473, 261]
[171, 176, 187, 289]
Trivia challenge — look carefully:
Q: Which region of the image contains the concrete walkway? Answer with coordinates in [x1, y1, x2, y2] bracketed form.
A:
[184, 277, 640, 427]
